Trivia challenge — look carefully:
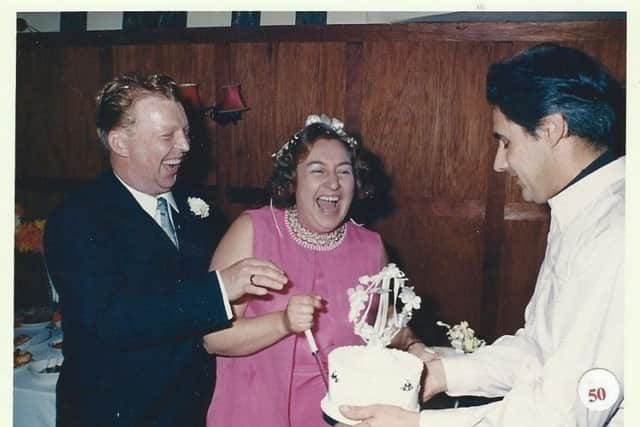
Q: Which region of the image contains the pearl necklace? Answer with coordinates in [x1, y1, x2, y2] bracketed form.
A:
[284, 207, 346, 251]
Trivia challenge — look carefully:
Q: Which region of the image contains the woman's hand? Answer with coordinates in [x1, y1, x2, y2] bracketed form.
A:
[283, 295, 323, 333]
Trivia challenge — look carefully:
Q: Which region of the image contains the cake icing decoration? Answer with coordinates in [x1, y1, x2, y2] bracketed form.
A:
[347, 263, 421, 347]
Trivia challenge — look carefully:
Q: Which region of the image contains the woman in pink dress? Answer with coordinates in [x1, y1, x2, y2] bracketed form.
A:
[204, 114, 422, 426]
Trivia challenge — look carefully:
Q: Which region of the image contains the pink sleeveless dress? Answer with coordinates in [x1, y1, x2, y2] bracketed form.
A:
[206, 206, 383, 426]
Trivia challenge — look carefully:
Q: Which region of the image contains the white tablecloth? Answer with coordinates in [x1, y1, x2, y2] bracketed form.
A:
[11, 336, 462, 426]
[14, 324, 62, 427]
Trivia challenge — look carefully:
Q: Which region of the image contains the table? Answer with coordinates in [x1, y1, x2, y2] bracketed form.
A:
[11, 339, 476, 425]
[14, 324, 62, 427]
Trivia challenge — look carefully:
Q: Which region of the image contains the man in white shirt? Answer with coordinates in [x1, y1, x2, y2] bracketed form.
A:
[339, 44, 624, 426]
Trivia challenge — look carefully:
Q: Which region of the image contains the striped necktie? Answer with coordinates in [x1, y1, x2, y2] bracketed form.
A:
[156, 197, 179, 248]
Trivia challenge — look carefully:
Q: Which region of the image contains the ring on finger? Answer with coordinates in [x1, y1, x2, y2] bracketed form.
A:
[250, 274, 256, 285]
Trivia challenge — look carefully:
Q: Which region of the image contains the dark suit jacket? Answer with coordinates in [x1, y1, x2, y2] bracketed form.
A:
[44, 171, 230, 427]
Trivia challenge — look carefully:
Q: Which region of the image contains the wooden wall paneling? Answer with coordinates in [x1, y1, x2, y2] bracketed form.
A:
[109, 43, 221, 121]
[222, 42, 276, 193]
[361, 41, 493, 201]
[421, 42, 495, 202]
[375, 213, 485, 338]
[225, 204, 254, 224]
[111, 43, 217, 84]
[267, 41, 346, 158]
[214, 43, 232, 216]
[408, 21, 625, 43]
[361, 41, 428, 197]
[17, 21, 622, 48]
[344, 42, 364, 134]
[16, 46, 107, 180]
[218, 41, 346, 215]
[496, 218, 550, 337]
[17, 24, 410, 49]
[361, 40, 499, 336]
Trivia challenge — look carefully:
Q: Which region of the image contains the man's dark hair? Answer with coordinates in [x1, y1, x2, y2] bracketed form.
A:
[486, 43, 624, 150]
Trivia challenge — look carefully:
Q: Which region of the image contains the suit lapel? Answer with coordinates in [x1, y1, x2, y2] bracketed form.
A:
[101, 171, 179, 252]
[172, 191, 197, 253]
[172, 200, 186, 247]
[172, 191, 212, 263]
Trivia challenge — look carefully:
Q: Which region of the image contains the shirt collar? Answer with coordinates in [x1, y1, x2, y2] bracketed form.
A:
[548, 156, 625, 231]
[113, 171, 180, 218]
[557, 149, 618, 193]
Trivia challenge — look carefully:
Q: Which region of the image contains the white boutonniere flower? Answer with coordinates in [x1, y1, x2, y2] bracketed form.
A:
[187, 197, 210, 218]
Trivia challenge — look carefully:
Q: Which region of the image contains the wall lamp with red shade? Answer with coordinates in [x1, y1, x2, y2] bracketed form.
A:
[177, 83, 249, 126]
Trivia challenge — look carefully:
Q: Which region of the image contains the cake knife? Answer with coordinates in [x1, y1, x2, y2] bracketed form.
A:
[304, 329, 329, 391]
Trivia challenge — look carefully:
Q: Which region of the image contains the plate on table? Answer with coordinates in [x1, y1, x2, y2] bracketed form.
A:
[19, 320, 51, 329]
[14, 349, 33, 373]
[14, 328, 51, 350]
[14, 333, 32, 348]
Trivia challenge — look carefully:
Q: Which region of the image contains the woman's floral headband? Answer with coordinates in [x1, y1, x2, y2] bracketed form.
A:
[271, 114, 358, 161]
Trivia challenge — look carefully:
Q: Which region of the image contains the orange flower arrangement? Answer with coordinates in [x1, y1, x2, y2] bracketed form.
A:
[15, 203, 46, 254]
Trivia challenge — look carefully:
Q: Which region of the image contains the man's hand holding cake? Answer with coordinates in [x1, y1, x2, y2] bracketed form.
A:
[338, 404, 420, 427]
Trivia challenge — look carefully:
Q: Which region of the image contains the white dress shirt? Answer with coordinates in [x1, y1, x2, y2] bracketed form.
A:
[420, 157, 625, 426]
[114, 172, 233, 320]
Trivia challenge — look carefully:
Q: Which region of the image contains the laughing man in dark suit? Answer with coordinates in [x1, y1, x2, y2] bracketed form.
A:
[44, 73, 288, 427]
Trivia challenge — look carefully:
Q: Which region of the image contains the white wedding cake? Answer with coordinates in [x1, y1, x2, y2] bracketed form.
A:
[320, 264, 423, 425]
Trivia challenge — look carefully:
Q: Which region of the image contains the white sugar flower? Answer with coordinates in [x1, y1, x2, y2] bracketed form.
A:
[399, 286, 421, 311]
[358, 275, 371, 285]
[348, 285, 369, 322]
[188, 197, 210, 218]
[355, 322, 375, 343]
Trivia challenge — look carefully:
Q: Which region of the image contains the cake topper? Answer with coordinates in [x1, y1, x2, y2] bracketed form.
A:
[347, 263, 421, 347]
